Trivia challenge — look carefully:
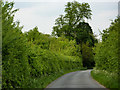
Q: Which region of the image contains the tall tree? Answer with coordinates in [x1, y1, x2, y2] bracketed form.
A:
[52, 1, 92, 41]
[52, 1, 98, 68]
[75, 22, 97, 46]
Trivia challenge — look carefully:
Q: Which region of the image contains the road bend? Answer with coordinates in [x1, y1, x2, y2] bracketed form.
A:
[46, 70, 107, 89]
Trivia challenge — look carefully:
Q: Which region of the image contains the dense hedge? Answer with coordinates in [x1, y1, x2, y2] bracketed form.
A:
[2, 1, 83, 88]
[27, 44, 82, 77]
[94, 17, 119, 73]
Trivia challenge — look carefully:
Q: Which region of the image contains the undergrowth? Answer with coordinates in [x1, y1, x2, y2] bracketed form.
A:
[91, 68, 119, 90]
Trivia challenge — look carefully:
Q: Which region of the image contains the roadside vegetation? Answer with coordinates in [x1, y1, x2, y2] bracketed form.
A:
[91, 68, 118, 89]
[2, 1, 94, 88]
[91, 17, 119, 89]
[1, 0, 119, 89]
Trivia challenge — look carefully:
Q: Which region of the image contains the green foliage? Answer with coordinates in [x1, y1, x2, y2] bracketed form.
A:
[91, 17, 119, 89]
[27, 44, 82, 77]
[52, 1, 92, 41]
[25, 29, 83, 78]
[25, 27, 50, 49]
[94, 17, 119, 73]
[49, 36, 81, 57]
[75, 22, 97, 46]
[2, 1, 83, 88]
[2, 3, 30, 88]
[82, 42, 94, 68]
[25, 28, 82, 57]
[52, 1, 97, 69]
[91, 68, 119, 89]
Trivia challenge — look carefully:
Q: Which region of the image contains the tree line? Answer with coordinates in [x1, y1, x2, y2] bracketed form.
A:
[2, 1, 84, 88]
[1, 0, 119, 88]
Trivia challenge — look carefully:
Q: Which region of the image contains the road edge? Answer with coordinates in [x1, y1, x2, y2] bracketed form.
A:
[90, 70, 109, 90]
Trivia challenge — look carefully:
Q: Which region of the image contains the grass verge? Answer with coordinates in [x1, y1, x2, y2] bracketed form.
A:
[27, 67, 87, 88]
[91, 68, 119, 90]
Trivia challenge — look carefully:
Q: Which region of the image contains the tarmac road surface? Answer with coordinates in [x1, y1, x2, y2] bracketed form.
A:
[46, 70, 107, 89]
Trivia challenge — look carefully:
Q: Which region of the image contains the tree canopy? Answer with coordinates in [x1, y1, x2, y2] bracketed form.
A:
[52, 1, 98, 68]
[52, 1, 92, 41]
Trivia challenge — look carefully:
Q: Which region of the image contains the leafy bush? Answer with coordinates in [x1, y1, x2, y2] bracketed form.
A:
[49, 36, 81, 57]
[2, 1, 31, 88]
[2, 1, 83, 88]
[27, 43, 82, 77]
[94, 17, 119, 73]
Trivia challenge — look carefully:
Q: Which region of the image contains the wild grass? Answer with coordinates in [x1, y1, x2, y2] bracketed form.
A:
[91, 68, 119, 90]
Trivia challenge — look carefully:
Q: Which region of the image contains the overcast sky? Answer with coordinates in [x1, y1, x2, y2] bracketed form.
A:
[8, 0, 119, 39]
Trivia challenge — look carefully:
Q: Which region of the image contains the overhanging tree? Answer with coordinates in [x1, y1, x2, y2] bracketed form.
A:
[52, 1, 97, 68]
[52, 1, 98, 48]
[52, 1, 92, 41]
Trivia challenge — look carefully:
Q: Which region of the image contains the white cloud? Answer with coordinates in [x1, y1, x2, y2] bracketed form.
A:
[14, 2, 65, 34]
[14, 1, 118, 39]
[88, 9, 117, 35]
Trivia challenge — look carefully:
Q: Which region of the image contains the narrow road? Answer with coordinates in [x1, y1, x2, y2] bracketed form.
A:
[46, 70, 107, 89]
